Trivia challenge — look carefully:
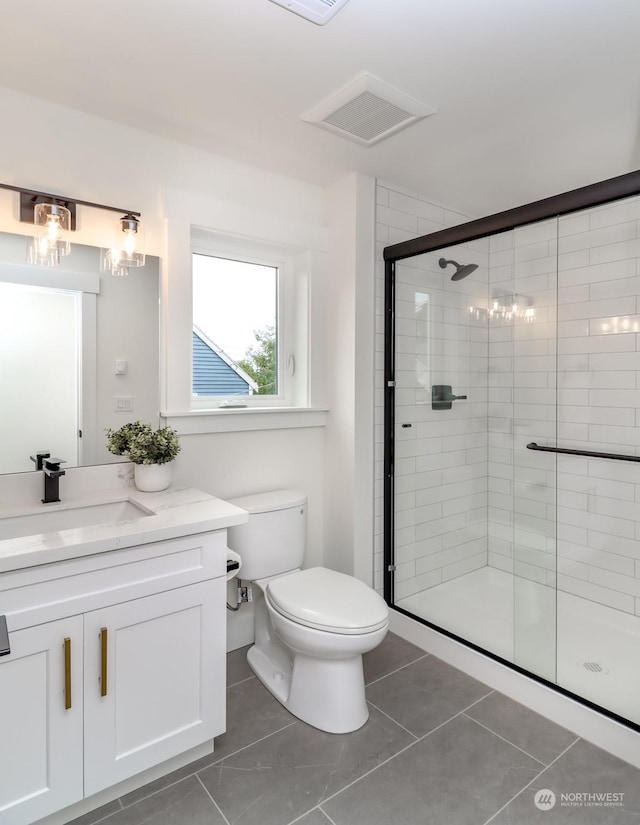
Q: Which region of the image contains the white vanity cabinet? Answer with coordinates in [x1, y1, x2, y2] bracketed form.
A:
[83, 581, 220, 795]
[0, 530, 228, 825]
[0, 616, 84, 824]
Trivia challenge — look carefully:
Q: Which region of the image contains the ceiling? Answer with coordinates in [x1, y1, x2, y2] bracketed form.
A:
[3, 0, 640, 217]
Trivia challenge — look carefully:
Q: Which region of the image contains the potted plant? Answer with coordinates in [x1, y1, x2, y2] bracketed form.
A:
[105, 421, 181, 492]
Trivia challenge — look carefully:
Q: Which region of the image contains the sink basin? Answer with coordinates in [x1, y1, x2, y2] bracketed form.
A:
[0, 500, 152, 541]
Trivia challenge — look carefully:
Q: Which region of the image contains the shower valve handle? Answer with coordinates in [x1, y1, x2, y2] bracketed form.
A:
[431, 385, 468, 410]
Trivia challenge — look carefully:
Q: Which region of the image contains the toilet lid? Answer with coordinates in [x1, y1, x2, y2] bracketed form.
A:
[266, 567, 389, 635]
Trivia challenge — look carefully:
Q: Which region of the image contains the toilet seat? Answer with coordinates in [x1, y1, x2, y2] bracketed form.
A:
[266, 567, 389, 635]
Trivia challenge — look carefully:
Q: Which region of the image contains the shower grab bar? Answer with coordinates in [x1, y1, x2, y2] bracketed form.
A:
[526, 442, 640, 463]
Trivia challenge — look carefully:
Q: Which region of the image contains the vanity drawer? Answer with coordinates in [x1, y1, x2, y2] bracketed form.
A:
[0, 531, 228, 630]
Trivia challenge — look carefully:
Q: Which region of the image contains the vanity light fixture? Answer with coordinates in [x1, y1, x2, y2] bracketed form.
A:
[101, 213, 145, 276]
[0, 181, 143, 273]
[27, 202, 72, 266]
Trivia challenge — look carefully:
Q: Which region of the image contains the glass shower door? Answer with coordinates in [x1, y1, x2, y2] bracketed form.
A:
[502, 219, 558, 683]
[553, 194, 640, 726]
[392, 240, 512, 660]
[391, 227, 559, 676]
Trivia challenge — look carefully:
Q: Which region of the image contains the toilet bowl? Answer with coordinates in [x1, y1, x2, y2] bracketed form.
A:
[227, 491, 389, 734]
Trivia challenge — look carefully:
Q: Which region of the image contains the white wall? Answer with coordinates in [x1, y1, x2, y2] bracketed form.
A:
[0, 87, 326, 251]
[173, 428, 325, 569]
[0, 87, 335, 640]
[325, 174, 376, 582]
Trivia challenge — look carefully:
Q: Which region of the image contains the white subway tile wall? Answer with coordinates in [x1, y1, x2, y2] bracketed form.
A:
[554, 198, 640, 615]
[375, 183, 486, 597]
[377, 183, 640, 619]
[487, 219, 558, 592]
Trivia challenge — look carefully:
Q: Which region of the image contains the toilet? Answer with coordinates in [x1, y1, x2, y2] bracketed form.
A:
[227, 489, 389, 734]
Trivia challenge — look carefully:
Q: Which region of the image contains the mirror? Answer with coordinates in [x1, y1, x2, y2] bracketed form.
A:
[0, 230, 159, 475]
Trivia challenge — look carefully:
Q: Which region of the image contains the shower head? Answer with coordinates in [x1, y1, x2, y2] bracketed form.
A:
[438, 257, 479, 281]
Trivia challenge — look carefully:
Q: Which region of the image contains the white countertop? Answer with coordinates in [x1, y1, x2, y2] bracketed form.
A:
[0, 486, 248, 573]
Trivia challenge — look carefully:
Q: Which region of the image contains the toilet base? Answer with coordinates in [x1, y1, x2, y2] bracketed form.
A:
[247, 642, 370, 734]
[247, 643, 292, 707]
[244, 579, 387, 734]
[288, 651, 370, 733]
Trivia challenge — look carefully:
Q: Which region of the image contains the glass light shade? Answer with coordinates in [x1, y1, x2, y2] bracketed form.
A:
[100, 248, 130, 276]
[111, 264, 130, 277]
[108, 214, 145, 269]
[33, 202, 71, 258]
[27, 235, 62, 267]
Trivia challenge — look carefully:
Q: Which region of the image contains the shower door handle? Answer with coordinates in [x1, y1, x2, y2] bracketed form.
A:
[526, 442, 640, 463]
[432, 385, 467, 410]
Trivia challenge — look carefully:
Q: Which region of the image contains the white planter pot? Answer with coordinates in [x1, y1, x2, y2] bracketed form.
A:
[134, 462, 172, 492]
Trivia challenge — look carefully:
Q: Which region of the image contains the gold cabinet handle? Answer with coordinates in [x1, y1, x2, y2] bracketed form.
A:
[100, 627, 108, 697]
[64, 637, 72, 710]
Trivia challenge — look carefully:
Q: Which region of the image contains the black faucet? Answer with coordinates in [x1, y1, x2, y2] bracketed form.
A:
[42, 457, 66, 504]
[30, 451, 50, 471]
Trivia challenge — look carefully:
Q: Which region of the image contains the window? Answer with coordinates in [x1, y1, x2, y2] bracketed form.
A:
[190, 230, 308, 410]
[192, 254, 278, 400]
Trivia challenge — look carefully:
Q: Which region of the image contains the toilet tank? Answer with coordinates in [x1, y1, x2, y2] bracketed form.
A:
[226, 489, 307, 581]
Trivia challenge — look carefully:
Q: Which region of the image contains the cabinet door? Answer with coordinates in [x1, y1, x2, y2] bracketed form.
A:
[83, 579, 226, 796]
[0, 616, 83, 825]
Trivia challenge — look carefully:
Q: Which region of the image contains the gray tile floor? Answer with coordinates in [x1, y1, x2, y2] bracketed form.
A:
[71, 633, 640, 825]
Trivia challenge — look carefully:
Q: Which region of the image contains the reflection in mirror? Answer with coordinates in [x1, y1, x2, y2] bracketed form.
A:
[0, 231, 159, 475]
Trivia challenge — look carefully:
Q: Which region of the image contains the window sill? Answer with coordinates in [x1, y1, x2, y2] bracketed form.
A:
[160, 407, 328, 435]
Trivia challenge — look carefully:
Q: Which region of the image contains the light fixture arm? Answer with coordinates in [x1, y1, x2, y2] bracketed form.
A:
[0, 181, 144, 273]
[0, 181, 140, 230]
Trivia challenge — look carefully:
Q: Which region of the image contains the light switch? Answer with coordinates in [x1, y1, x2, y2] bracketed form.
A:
[114, 396, 134, 411]
[114, 359, 128, 375]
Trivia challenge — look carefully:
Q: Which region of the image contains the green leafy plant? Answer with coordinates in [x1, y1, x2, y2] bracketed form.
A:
[105, 421, 149, 457]
[238, 325, 277, 395]
[105, 421, 181, 465]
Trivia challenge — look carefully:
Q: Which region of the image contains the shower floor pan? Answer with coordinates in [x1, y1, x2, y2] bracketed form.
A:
[396, 566, 640, 727]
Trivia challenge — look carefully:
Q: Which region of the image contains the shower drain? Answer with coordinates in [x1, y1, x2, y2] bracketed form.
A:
[579, 660, 610, 674]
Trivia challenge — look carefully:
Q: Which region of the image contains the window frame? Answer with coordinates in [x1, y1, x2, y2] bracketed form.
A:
[190, 229, 305, 411]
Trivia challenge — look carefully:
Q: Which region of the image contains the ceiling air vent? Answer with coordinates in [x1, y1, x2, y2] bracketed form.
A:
[302, 73, 436, 146]
[269, 0, 351, 25]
